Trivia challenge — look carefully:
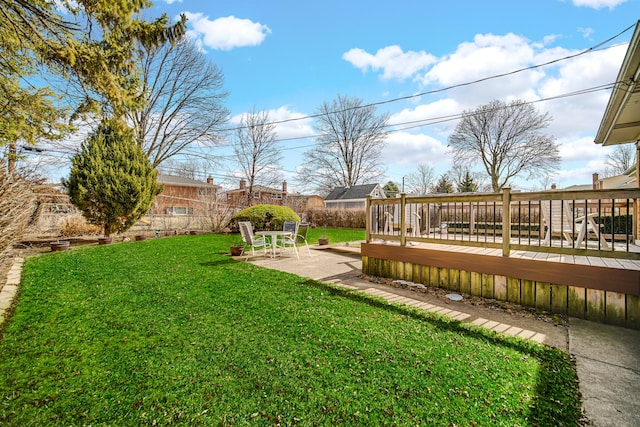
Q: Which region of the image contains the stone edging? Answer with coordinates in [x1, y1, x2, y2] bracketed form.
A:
[0, 257, 22, 324]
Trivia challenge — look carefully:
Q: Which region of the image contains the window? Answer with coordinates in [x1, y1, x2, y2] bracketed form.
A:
[198, 187, 215, 196]
[167, 206, 192, 215]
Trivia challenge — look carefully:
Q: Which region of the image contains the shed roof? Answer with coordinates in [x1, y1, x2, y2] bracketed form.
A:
[158, 174, 219, 189]
[325, 184, 383, 201]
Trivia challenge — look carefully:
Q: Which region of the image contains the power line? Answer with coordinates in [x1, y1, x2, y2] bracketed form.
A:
[217, 22, 635, 133]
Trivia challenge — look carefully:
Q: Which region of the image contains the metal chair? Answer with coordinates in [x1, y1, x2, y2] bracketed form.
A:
[238, 221, 270, 257]
[279, 221, 300, 259]
[296, 222, 312, 256]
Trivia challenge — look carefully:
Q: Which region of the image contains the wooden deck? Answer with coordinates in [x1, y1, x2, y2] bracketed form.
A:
[361, 240, 640, 329]
[398, 240, 640, 271]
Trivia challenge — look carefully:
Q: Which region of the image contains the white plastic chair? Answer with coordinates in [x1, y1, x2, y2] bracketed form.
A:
[238, 221, 270, 257]
[540, 200, 609, 249]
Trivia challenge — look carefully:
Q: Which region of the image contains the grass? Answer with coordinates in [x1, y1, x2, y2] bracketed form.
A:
[0, 233, 582, 426]
[305, 227, 365, 245]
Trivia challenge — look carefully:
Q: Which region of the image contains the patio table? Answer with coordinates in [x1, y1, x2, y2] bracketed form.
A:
[255, 230, 293, 258]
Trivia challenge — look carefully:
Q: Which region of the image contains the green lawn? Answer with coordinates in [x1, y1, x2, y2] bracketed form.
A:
[0, 233, 581, 426]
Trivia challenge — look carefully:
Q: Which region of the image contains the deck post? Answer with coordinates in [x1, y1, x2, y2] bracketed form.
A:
[502, 188, 511, 257]
[400, 193, 407, 246]
[366, 195, 372, 243]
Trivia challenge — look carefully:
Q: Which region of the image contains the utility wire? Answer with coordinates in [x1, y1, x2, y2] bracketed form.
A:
[217, 22, 635, 133]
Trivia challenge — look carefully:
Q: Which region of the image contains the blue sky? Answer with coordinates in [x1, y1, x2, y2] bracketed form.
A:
[41, 0, 639, 192]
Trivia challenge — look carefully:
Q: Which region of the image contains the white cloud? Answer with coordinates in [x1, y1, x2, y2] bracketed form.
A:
[538, 43, 626, 136]
[557, 136, 609, 162]
[230, 106, 314, 141]
[578, 27, 595, 38]
[183, 13, 271, 50]
[342, 46, 436, 81]
[572, 0, 627, 10]
[162, 0, 183, 4]
[418, 33, 550, 108]
[390, 98, 461, 136]
[381, 131, 450, 168]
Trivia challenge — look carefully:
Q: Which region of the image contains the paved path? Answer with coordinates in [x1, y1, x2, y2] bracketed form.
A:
[247, 246, 640, 427]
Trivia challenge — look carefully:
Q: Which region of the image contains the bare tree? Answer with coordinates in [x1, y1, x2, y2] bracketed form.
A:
[299, 95, 389, 194]
[129, 39, 229, 168]
[0, 162, 36, 260]
[605, 144, 637, 176]
[448, 99, 560, 192]
[233, 108, 282, 206]
[404, 163, 436, 195]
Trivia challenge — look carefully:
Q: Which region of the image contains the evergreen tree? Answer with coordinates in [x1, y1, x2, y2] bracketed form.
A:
[383, 181, 400, 197]
[433, 174, 454, 193]
[64, 119, 159, 237]
[457, 170, 478, 192]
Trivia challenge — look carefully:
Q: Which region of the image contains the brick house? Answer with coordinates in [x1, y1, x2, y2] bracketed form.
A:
[153, 174, 220, 215]
[224, 179, 288, 208]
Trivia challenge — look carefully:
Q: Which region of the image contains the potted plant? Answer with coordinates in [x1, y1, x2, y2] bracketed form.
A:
[50, 240, 70, 252]
[98, 236, 112, 245]
[230, 242, 245, 256]
[318, 231, 329, 245]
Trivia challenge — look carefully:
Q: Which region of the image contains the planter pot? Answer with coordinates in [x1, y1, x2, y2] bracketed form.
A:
[230, 245, 245, 256]
[318, 238, 329, 245]
[135, 235, 147, 241]
[98, 237, 112, 245]
[50, 241, 70, 252]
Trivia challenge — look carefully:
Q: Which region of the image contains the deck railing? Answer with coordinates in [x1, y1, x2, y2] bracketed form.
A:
[366, 188, 640, 259]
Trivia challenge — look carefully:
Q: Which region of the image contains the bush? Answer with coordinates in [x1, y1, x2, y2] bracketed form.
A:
[59, 214, 102, 237]
[305, 208, 366, 229]
[231, 204, 300, 231]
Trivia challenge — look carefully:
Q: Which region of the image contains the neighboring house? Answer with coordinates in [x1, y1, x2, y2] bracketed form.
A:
[285, 194, 325, 214]
[153, 174, 220, 215]
[224, 179, 288, 208]
[592, 169, 637, 190]
[564, 168, 637, 191]
[324, 183, 386, 209]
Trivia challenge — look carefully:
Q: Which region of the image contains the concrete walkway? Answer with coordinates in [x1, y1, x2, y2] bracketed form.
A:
[247, 246, 640, 427]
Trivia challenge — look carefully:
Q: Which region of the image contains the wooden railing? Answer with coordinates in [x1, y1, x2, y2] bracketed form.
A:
[366, 188, 640, 259]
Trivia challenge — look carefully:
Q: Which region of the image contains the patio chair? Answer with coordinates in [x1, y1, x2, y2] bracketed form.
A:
[238, 221, 270, 257]
[540, 200, 609, 249]
[296, 222, 312, 256]
[278, 220, 300, 259]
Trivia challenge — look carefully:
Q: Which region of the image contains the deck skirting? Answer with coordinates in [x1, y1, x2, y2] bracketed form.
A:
[362, 243, 640, 329]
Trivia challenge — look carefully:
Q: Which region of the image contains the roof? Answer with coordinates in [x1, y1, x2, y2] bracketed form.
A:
[158, 174, 219, 189]
[224, 184, 284, 195]
[595, 20, 640, 146]
[324, 184, 384, 201]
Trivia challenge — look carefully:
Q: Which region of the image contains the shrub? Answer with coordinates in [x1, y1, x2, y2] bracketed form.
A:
[305, 208, 366, 229]
[59, 214, 102, 237]
[231, 204, 300, 231]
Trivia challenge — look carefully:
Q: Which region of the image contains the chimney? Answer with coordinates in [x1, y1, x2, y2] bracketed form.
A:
[239, 179, 246, 189]
[206, 176, 214, 185]
[592, 173, 600, 190]
[282, 180, 287, 194]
